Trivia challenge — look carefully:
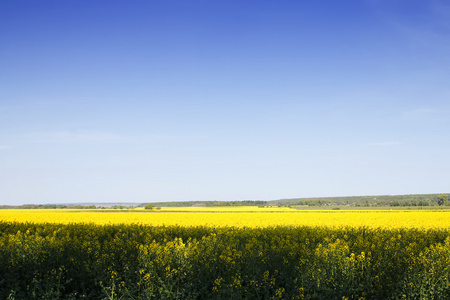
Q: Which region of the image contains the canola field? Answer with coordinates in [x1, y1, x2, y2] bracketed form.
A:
[1, 208, 450, 229]
[1, 208, 450, 299]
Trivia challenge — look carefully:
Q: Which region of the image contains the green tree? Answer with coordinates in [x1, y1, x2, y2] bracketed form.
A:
[437, 194, 448, 206]
[144, 204, 154, 210]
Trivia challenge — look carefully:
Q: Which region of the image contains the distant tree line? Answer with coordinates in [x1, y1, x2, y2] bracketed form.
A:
[3, 194, 448, 209]
[139, 200, 268, 208]
[283, 194, 449, 207]
[0, 204, 97, 209]
[144, 204, 161, 210]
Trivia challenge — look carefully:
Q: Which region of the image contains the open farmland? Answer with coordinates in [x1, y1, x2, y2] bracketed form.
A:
[1, 208, 450, 299]
[1, 208, 450, 229]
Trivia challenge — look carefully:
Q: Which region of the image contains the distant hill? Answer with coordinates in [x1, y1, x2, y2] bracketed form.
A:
[3, 194, 448, 209]
[141, 193, 449, 208]
[270, 193, 449, 207]
[1, 203, 140, 209]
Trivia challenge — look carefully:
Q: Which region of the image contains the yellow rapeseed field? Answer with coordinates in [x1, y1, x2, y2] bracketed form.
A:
[1, 208, 450, 228]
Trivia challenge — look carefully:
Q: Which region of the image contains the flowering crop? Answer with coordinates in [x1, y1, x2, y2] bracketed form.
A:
[1, 208, 450, 229]
[2, 208, 450, 299]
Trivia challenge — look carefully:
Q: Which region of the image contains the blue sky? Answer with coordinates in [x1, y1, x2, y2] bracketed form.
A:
[1, 0, 449, 205]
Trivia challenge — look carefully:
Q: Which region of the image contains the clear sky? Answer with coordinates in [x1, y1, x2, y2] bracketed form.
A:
[1, 0, 449, 205]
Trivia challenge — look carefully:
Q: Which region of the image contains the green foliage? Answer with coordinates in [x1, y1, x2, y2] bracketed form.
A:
[139, 200, 268, 208]
[1, 222, 450, 299]
[282, 193, 450, 207]
[438, 194, 448, 206]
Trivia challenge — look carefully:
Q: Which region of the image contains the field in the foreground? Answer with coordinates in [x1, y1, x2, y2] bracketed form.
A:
[2, 209, 450, 299]
[1, 208, 450, 229]
[1, 221, 450, 299]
